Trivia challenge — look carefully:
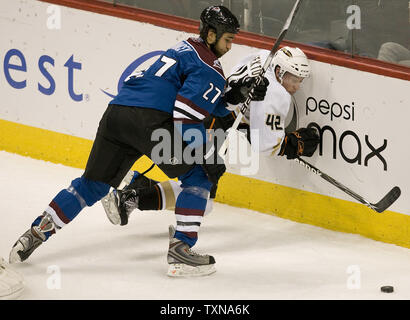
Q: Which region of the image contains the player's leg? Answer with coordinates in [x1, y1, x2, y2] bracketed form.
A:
[9, 176, 111, 263]
[103, 169, 215, 226]
[9, 105, 142, 263]
[102, 109, 192, 225]
[103, 169, 183, 224]
[102, 112, 233, 225]
[102, 168, 157, 225]
[167, 165, 216, 277]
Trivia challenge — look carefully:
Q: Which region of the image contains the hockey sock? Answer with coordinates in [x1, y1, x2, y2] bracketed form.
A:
[128, 171, 157, 190]
[138, 180, 182, 211]
[43, 176, 110, 231]
[138, 185, 163, 210]
[173, 166, 212, 247]
[174, 188, 209, 247]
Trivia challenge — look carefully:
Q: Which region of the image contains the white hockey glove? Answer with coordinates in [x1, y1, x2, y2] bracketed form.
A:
[228, 55, 263, 84]
[225, 56, 269, 105]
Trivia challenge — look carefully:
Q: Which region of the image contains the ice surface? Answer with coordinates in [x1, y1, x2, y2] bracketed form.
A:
[1, 151, 409, 300]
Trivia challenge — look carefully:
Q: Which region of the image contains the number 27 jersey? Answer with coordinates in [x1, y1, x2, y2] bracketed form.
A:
[109, 37, 229, 126]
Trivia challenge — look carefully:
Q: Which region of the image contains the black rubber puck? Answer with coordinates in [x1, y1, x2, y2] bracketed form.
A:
[381, 286, 394, 293]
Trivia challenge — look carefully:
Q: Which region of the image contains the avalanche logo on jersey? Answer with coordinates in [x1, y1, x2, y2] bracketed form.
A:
[101, 50, 164, 99]
[213, 60, 222, 70]
[171, 42, 193, 53]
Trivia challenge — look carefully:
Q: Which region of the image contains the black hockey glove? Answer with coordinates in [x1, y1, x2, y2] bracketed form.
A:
[279, 127, 320, 160]
[210, 183, 218, 199]
[203, 111, 236, 132]
[225, 76, 269, 105]
[202, 142, 226, 185]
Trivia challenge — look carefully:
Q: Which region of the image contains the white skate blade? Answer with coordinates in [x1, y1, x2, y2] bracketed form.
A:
[167, 263, 216, 277]
[101, 192, 120, 225]
[0, 258, 24, 300]
[9, 242, 24, 264]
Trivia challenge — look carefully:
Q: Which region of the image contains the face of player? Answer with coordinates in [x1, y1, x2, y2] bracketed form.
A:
[281, 72, 304, 95]
[207, 31, 235, 58]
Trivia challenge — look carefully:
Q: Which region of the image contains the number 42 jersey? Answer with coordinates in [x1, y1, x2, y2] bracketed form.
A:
[110, 37, 230, 139]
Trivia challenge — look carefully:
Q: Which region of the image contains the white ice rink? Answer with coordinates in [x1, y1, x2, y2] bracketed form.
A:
[1, 150, 410, 300]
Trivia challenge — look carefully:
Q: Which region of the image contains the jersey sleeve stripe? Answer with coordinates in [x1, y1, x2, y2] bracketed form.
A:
[173, 118, 201, 124]
[176, 94, 210, 118]
[173, 108, 201, 123]
[174, 101, 204, 120]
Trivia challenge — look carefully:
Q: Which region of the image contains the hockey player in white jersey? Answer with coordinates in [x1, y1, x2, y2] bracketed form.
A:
[102, 46, 320, 224]
[227, 46, 319, 158]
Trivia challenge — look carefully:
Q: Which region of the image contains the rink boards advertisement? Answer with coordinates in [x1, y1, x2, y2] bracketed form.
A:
[1, 0, 409, 247]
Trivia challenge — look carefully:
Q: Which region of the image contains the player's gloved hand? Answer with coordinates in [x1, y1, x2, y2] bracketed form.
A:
[225, 76, 269, 105]
[202, 142, 226, 185]
[225, 55, 269, 105]
[210, 183, 218, 199]
[203, 112, 236, 132]
[279, 127, 320, 160]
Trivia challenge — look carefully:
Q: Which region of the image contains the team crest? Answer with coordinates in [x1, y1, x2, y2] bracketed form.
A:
[172, 42, 192, 53]
[213, 60, 222, 69]
[282, 48, 293, 57]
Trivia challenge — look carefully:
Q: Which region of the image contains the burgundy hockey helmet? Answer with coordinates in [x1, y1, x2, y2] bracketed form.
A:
[200, 6, 240, 42]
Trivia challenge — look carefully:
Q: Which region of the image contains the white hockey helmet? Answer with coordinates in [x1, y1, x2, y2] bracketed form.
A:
[272, 46, 310, 82]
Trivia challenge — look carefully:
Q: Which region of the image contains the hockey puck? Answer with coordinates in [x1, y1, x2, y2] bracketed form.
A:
[380, 286, 394, 293]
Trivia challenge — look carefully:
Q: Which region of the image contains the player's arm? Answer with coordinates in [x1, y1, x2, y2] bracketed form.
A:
[255, 107, 319, 159]
[224, 55, 269, 106]
[279, 127, 320, 159]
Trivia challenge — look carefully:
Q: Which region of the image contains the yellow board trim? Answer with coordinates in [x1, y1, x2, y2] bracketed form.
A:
[1, 118, 409, 248]
[216, 173, 410, 248]
[0, 118, 171, 181]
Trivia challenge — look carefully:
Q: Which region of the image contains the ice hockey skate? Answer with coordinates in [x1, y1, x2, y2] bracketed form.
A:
[102, 187, 139, 226]
[102, 170, 154, 226]
[167, 225, 216, 277]
[9, 213, 55, 263]
[0, 257, 24, 299]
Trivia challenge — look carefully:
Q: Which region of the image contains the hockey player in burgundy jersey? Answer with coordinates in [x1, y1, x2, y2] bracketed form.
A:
[103, 46, 320, 229]
[9, 6, 268, 277]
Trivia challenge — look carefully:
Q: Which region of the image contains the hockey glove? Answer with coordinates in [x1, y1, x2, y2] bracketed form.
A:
[210, 183, 218, 199]
[279, 127, 320, 160]
[202, 142, 226, 185]
[225, 55, 269, 105]
[225, 76, 269, 105]
[203, 111, 236, 132]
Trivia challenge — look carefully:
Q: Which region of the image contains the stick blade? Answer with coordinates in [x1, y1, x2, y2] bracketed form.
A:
[372, 186, 401, 213]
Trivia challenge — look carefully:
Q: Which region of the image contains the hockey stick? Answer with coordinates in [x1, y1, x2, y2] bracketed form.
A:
[295, 157, 401, 213]
[218, 0, 304, 159]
